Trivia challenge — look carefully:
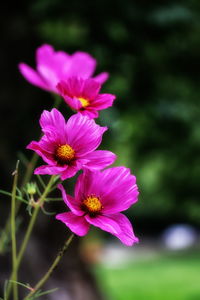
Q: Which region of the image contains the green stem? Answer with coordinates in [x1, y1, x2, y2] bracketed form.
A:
[7, 175, 56, 299]
[11, 161, 19, 300]
[0, 153, 38, 254]
[52, 93, 62, 107]
[23, 234, 74, 300]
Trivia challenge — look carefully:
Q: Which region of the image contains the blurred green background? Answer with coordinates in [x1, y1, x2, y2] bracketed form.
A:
[1, 0, 200, 299]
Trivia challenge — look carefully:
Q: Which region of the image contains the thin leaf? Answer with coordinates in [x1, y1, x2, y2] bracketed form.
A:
[9, 280, 32, 291]
[36, 175, 46, 190]
[41, 206, 56, 216]
[16, 187, 22, 197]
[26, 205, 33, 216]
[36, 185, 42, 197]
[4, 280, 8, 300]
[17, 152, 29, 167]
[0, 190, 28, 204]
[30, 288, 58, 299]
[45, 197, 63, 201]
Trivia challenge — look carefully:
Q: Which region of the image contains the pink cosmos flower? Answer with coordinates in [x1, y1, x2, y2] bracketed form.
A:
[57, 77, 116, 118]
[56, 167, 139, 246]
[19, 44, 108, 93]
[27, 109, 116, 180]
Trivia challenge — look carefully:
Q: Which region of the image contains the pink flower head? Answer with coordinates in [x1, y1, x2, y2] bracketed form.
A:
[57, 77, 116, 119]
[56, 167, 139, 246]
[27, 109, 116, 180]
[19, 44, 109, 93]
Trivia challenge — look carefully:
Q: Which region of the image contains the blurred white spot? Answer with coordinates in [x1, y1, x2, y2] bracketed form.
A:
[163, 224, 197, 250]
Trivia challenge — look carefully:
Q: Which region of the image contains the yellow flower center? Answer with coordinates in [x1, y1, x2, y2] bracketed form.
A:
[78, 97, 90, 108]
[55, 144, 75, 164]
[83, 195, 102, 213]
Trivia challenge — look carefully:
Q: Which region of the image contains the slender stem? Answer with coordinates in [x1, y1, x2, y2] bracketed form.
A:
[52, 93, 62, 107]
[21, 153, 39, 188]
[7, 175, 56, 299]
[0, 153, 38, 254]
[11, 162, 19, 300]
[24, 234, 74, 300]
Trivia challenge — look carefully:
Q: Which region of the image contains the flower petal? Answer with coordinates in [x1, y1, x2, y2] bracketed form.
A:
[85, 214, 121, 235]
[60, 165, 79, 180]
[18, 63, 49, 90]
[81, 78, 101, 100]
[65, 113, 107, 155]
[58, 184, 83, 216]
[36, 44, 71, 90]
[93, 72, 109, 84]
[56, 212, 90, 236]
[34, 165, 67, 176]
[39, 108, 66, 131]
[27, 141, 54, 165]
[107, 213, 139, 246]
[78, 109, 99, 119]
[39, 109, 66, 144]
[36, 44, 70, 76]
[91, 94, 116, 110]
[37, 65, 59, 91]
[83, 150, 116, 170]
[68, 52, 96, 78]
[74, 168, 139, 213]
[97, 167, 139, 214]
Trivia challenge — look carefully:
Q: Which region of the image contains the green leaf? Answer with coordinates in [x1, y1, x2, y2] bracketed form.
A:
[36, 175, 46, 189]
[0, 190, 28, 204]
[31, 288, 58, 299]
[9, 280, 32, 291]
[41, 206, 56, 216]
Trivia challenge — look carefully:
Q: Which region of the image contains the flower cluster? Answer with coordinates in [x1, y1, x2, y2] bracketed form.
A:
[21, 44, 139, 246]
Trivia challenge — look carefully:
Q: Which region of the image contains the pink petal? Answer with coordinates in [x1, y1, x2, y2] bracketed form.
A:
[40, 108, 66, 131]
[97, 167, 139, 214]
[36, 44, 70, 72]
[91, 94, 116, 110]
[93, 72, 109, 84]
[68, 52, 96, 78]
[27, 141, 55, 165]
[56, 212, 90, 236]
[18, 63, 49, 91]
[78, 109, 99, 119]
[56, 79, 83, 110]
[65, 113, 107, 155]
[85, 214, 121, 235]
[36, 44, 71, 85]
[57, 77, 84, 98]
[61, 94, 82, 111]
[74, 171, 92, 202]
[83, 150, 116, 170]
[34, 165, 67, 176]
[60, 165, 79, 180]
[37, 135, 56, 153]
[39, 109, 66, 144]
[37, 65, 59, 92]
[74, 168, 139, 214]
[36, 44, 55, 66]
[107, 213, 139, 246]
[58, 184, 83, 216]
[81, 78, 101, 100]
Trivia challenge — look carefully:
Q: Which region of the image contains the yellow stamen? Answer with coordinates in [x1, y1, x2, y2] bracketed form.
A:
[78, 97, 89, 108]
[55, 144, 75, 164]
[83, 195, 102, 213]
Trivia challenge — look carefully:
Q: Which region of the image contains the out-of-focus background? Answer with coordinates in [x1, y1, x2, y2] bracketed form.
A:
[1, 1, 200, 299]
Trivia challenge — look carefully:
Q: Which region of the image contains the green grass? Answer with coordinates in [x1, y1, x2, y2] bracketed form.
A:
[95, 251, 200, 300]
